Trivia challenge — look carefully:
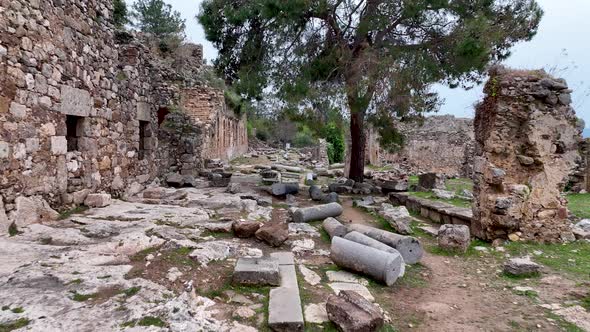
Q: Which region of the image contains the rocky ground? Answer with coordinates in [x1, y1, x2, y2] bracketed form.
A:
[1, 151, 589, 332]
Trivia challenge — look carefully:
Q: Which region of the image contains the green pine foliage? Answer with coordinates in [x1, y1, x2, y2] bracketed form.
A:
[112, 0, 128, 28]
[131, 0, 186, 52]
[198, 0, 543, 181]
[324, 123, 344, 164]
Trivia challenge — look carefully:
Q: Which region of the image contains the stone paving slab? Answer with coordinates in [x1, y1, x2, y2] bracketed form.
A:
[279, 265, 298, 289]
[232, 257, 280, 286]
[270, 252, 295, 265]
[268, 287, 304, 331]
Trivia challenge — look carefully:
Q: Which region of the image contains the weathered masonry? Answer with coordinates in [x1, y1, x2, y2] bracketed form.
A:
[365, 115, 475, 177]
[0, 0, 247, 210]
[472, 67, 581, 243]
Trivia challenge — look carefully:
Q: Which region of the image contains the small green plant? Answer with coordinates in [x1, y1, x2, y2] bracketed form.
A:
[10, 307, 24, 314]
[8, 223, 19, 237]
[71, 291, 98, 302]
[122, 287, 141, 297]
[59, 206, 89, 220]
[67, 279, 82, 285]
[137, 316, 167, 327]
[0, 318, 30, 331]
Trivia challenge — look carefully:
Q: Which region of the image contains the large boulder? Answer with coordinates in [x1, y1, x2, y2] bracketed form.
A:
[326, 290, 384, 332]
[255, 222, 289, 247]
[11, 196, 59, 228]
[437, 224, 470, 253]
[233, 220, 261, 238]
[379, 204, 412, 235]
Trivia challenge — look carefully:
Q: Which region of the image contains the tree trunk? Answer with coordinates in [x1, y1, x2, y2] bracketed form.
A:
[348, 109, 366, 182]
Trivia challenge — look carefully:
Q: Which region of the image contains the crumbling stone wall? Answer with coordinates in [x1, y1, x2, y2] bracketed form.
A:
[472, 67, 581, 243]
[366, 116, 475, 177]
[0, 0, 247, 213]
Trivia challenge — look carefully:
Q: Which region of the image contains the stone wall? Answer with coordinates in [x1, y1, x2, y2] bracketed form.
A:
[472, 67, 581, 243]
[0, 0, 247, 214]
[366, 116, 475, 177]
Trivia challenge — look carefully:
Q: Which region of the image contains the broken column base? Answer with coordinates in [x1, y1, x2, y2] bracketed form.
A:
[326, 290, 384, 332]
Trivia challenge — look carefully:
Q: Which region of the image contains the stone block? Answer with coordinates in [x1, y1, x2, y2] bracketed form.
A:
[137, 102, 151, 121]
[51, 136, 67, 155]
[437, 224, 470, 253]
[268, 287, 304, 332]
[232, 257, 280, 286]
[84, 193, 112, 208]
[59, 86, 92, 116]
[0, 141, 10, 159]
[326, 290, 384, 332]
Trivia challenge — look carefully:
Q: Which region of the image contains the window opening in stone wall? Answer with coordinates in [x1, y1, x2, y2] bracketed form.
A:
[66, 115, 82, 152]
[139, 120, 149, 160]
[158, 107, 169, 126]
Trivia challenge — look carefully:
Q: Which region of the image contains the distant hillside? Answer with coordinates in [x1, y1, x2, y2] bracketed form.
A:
[584, 128, 590, 138]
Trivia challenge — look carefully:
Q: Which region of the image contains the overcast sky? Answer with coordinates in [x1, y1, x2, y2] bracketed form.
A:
[126, 0, 590, 128]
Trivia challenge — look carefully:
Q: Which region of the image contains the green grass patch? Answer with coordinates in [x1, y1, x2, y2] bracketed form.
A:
[545, 311, 585, 332]
[122, 316, 167, 328]
[58, 206, 89, 220]
[71, 291, 98, 302]
[9, 307, 23, 314]
[503, 241, 590, 280]
[567, 193, 590, 219]
[408, 192, 471, 208]
[394, 263, 429, 289]
[130, 246, 160, 263]
[0, 318, 30, 332]
[122, 286, 141, 297]
[445, 178, 473, 194]
[67, 279, 82, 285]
[580, 295, 590, 311]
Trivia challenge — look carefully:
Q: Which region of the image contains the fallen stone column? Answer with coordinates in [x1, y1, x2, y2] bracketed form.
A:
[292, 203, 343, 223]
[330, 236, 404, 286]
[348, 224, 423, 264]
[344, 231, 406, 276]
[271, 183, 299, 196]
[322, 217, 348, 239]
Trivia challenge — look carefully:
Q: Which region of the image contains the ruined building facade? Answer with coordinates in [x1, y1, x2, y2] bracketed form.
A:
[0, 0, 247, 212]
[366, 115, 475, 177]
[472, 67, 581, 243]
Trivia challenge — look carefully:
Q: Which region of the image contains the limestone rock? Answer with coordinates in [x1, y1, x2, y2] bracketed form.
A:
[11, 196, 59, 228]
[503, 257, 542, 276]
[437, 224, 470, 253]
[378, 204, 412, 235]
[326, 290, 384, 332]
[84, 193, 112, 208]
[233, 220, 261, 238]
[255, 222, 288, 247]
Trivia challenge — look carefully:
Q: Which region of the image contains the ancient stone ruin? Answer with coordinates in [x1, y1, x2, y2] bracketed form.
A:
[472, 67, 581, 243]
[365, 115, 475, 177]
[0, 0, 247, 215]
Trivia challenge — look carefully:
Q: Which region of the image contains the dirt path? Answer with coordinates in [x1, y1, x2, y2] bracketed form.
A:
[333, 203, 572, 331]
